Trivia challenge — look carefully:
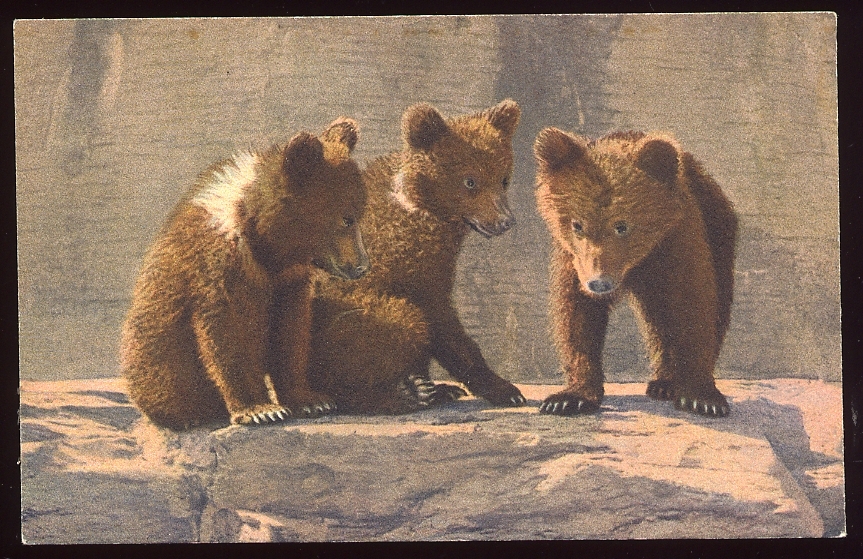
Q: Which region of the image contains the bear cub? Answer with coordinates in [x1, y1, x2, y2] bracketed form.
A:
[309, 100, 527, 414]
[534, 129, 737, 417]
[121, 118, 368, 430]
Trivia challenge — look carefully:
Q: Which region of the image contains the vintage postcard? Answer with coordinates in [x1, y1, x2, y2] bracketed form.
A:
[16, 14, 842, 543]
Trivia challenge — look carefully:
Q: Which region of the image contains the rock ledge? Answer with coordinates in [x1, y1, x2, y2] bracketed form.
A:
[20, 379, 844, 542]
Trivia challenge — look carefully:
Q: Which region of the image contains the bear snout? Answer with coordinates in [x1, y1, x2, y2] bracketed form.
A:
[313, 253, 370, 280]
[465, 215, 515, 238]
[465, 198, 516, 238]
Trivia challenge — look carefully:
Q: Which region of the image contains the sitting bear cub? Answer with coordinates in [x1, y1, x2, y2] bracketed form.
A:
[121, 118, 368, 430]
[309, 100, 527, 414]
[534, 129, 737, 417]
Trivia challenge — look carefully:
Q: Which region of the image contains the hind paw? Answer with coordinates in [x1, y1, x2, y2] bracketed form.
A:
[409, 375, 468, 406]
[231, 404, 292, 426]
[284, 391, 337, 418]
[646, 380, 676, 400]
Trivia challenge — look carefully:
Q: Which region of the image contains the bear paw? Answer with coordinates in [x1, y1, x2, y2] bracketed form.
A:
[284, 391, 338, 418]
[539, 392, 600, 416]
[371, 381, 431, 415]
[231, 404, 292, 426]
[646, 380, 676, 401]
[410, 375, 468, 406]
[674, 393, 730, 418]
[648, 381, 730, 417]
[467, 374, 527, 407]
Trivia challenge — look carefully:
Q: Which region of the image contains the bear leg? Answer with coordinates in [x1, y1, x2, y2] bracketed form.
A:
[122, 318, 232, 430]
[630, 237, 730, 418]
[541, 248, 610, 415]
[682, 153, 738, 350]
[309, 287, 435, 414]
[192, 294, 291, 425]
[426, 306, 526, 407]
[268, 280, 337, 417]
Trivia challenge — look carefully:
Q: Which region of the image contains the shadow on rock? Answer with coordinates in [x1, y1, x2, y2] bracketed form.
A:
[602, 391, 843, 537]
[58, 404, 141, 431]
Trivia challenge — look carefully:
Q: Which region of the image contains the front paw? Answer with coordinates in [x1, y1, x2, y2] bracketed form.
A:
[539, 391, 600, 416]
[231, 404, 292, 425]
[674, 392, 730, 418]
[467, 374, 526, 407]
[284, 390, 337, 418]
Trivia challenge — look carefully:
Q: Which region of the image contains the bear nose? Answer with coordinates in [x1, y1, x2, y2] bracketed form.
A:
[498, 213, 516, 232]
[587, 277, 615, 295]
[344, 255, 370, 280]
[496, 197, 515, 231]
[340, 263, 367, 280]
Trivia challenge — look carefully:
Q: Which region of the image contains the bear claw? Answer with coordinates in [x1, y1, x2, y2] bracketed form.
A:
[674, 396, 729, 417]
[407, 375, 468, 407]
[232, 406, 292, 426]
[480, 385, 527, 407]
[539, 395, 599, 416]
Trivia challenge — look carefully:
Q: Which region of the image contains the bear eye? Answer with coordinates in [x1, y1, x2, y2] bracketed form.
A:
[572, 220, 585, 235]
[613, 221, 629, 236]
[463, 177, 477, 190]
[502, 176, 510, 188]
[342, 216, 355, 228]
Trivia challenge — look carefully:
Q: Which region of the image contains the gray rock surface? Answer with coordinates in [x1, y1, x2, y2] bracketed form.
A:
[20, 378, 844, 542]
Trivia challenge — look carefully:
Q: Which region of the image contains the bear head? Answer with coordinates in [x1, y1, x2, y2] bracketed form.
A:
[534, 128, 686, 297]
[243, 117, 369, 280]
[393, 99, 521, 238]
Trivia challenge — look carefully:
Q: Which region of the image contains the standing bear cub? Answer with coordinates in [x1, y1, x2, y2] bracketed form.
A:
[534, 129, 737, 417]
[121, 118, 368, 430]
[308, 100, 527, 413]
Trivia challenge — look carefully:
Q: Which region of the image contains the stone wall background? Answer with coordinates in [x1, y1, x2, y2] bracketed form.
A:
[15, 14, 839, 383]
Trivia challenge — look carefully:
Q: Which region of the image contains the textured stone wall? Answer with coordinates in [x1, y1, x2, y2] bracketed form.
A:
[15, 14, 839, 382]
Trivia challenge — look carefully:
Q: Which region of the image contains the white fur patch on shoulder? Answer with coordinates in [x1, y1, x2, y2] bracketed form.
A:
[192, 150, 260, 238]
[389, 170, 418, 213]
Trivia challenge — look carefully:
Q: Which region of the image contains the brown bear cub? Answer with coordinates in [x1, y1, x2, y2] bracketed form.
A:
[534, 129, 737, 417]
[309, 100, 527, 414]
[121, 118, 369, 430]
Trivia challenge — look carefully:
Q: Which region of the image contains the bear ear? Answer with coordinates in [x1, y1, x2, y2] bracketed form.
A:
[482, 99, 521, 139]
[283, 131, 325, 187]
[321, 117, 359, 153]
[402, 103, 449, 151]
[635, 138, 680, 185]
[534, 127, 589, 172]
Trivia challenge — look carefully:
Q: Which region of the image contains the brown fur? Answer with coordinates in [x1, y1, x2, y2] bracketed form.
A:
[534, 129, 737, 417]
[121, 118, 368, 430]
[309, 100, 527, 414]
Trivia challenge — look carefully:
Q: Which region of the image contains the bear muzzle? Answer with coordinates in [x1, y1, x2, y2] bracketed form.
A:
[314, 253, 370, 280]
[464, 197, 516, 238]
[314, 230, 371, 280]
